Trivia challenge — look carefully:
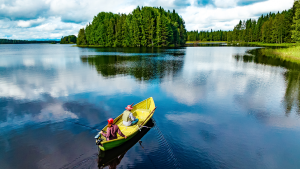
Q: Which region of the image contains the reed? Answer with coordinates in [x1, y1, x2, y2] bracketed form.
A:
[261, 46, 300, 63]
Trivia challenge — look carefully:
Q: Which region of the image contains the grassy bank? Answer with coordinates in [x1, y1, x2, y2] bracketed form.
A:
[260, 46, 300, 63]
[245, 42, 296, 47]
[185, 41, 296, 47]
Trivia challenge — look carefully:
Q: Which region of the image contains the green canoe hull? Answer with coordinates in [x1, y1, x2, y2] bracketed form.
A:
[99, 132, 138, 151]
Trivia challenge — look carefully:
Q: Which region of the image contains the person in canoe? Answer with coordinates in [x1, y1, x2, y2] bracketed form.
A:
[100, 118, 127, 141]
[122, 105, 139, 126]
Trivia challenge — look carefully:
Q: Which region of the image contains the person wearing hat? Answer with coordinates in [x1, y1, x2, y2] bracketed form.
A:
[100, 118, 127, 141]
[122, 105, 139, 126]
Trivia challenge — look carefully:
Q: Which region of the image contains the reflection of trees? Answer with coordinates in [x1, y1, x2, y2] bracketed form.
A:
[283, 71, 300, 114]
[233, 48, 300, 115]
[81, 52, 184, 81]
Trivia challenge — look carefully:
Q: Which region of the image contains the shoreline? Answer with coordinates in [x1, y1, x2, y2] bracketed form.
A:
[75, 43, 300, 65]
[259, 46, 300, 64]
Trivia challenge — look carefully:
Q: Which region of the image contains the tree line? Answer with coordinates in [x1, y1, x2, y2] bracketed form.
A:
[187, 30, 228, 42]
[227, 9, 293, 43]
[77, 6, 187, 47]
[60, 35, 77, 44]
[0, 39, 58, 44]
[187, 0, 300, 44]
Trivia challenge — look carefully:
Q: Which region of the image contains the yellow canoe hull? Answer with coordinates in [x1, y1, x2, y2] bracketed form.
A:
[97, 97, 156, 151]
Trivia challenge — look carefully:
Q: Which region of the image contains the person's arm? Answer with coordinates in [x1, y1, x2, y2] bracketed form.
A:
[129, 113, 136, 121]
[101, 128, 110, 138]
[117, 126, 126, 138]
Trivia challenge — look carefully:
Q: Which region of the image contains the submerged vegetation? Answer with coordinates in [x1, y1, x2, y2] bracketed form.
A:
[77, 6, 187, 47]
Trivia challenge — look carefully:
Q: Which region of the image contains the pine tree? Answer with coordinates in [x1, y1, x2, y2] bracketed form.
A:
[156, 14, 162, 46]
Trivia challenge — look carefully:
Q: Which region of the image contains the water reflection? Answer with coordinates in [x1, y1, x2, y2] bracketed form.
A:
[233, 48, 300, 115]
[80, 49, 185, 81]
[3, 44, 300, 169]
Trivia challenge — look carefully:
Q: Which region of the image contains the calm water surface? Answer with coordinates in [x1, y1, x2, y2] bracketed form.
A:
[1, 44, 300, 169]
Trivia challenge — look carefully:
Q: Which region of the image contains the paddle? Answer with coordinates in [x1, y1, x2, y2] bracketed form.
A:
[138, 107, 157, 131]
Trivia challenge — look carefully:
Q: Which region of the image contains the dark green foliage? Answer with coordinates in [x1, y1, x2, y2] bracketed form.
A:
[187, 30, 228, 41]
[77, 6, 187, 47]
[60, 35, 77, 44]
[77, 28, 87, 45]
[292, 0, 300, 42]
[0, 39, 59, 44]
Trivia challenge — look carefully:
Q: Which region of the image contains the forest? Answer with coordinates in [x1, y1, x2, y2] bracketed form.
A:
[187, 0, 300, 44]
[187, 30, 228, 42]
[77, 6, 187, 47]
[60, 35, 77, 44]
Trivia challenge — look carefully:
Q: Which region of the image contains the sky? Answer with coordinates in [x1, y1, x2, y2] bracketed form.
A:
[0, 0, 294, 40]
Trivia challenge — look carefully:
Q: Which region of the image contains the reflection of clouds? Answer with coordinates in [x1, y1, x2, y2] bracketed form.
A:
[0, 102, 77, 130]
[38, 102, 78, 122]
[161, 74, 205, 105]
[161, 47, 286, 108]
[23, 58, 35, 67]
[0, 80, 26, 99]
[266, 115, 300, 129]
[165, 113, 215, 125]
[0, 64, 142, 100]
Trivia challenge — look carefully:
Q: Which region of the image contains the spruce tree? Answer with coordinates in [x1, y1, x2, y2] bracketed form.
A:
[77, 28, 87, 45]
[292, 0, 300, 42]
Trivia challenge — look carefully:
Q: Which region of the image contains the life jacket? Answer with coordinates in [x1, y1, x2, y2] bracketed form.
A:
[122, 110, 131, 122]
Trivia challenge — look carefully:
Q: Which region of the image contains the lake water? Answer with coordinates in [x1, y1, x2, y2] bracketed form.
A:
[1, 44, 300, 169]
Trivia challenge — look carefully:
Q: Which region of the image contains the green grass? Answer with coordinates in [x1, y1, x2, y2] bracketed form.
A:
[261, 46, 300, 63]
[245, 42, 296, 47]
[185, 41, 296, 47]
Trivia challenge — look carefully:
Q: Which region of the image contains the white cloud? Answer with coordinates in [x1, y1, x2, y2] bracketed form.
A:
[0, 0, 295, 39]
[17, 18, 45, 28]
[213, 0, 238, 8]
[0, 17, 84, 39]
[184, 0, 294, 30]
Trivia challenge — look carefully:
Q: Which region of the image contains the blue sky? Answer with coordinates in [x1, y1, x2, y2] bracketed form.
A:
[0, 0, 294, 40]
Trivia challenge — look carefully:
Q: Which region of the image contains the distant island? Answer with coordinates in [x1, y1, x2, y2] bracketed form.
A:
[0, 39, 59, 44]
[60, 35, 77, 44]
[77, 6, 187, 47]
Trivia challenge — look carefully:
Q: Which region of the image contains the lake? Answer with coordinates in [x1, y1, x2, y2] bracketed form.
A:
[1, 44, 300, 169]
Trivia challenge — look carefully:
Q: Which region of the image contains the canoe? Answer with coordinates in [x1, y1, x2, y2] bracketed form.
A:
[95, 97, 156, 151]
[98, 119, 154, 167]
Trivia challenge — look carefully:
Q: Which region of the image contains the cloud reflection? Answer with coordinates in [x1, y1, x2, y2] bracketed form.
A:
[166, 113, 215, 125]
[0, 102, 77, 130]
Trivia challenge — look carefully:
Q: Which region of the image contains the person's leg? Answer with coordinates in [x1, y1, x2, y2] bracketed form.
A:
[131, 118, 139, 125]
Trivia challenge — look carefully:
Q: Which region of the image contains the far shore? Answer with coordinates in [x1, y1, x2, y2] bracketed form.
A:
[74, 42, 300, 65]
